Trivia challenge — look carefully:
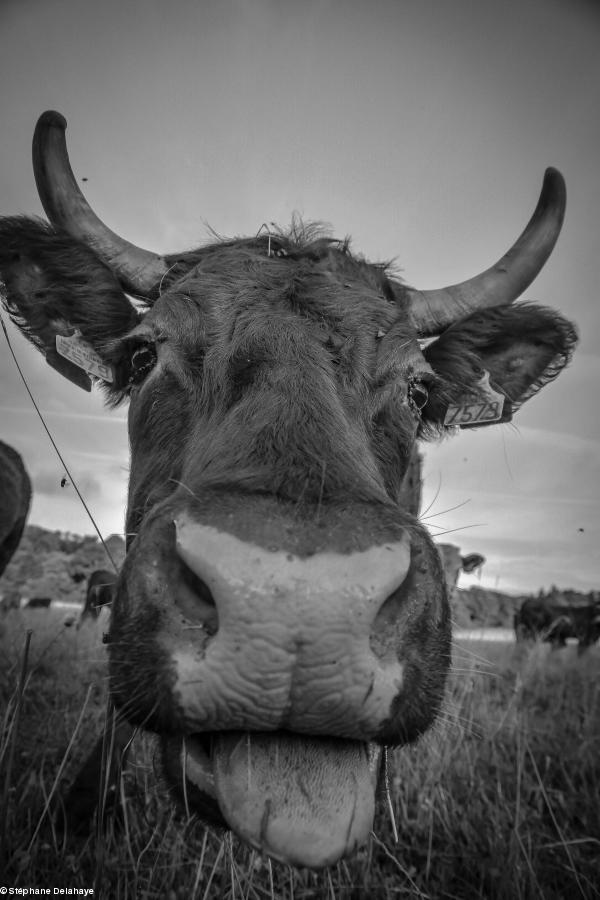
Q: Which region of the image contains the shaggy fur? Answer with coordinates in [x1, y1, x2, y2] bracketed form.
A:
[0, 217, 138, 354]
[423, 304, 578, 423]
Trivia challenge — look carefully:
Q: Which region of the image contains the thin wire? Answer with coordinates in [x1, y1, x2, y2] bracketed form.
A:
[1, 312, 118, 573]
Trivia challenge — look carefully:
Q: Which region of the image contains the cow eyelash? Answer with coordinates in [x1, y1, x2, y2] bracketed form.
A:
[128, 343, 158, 386]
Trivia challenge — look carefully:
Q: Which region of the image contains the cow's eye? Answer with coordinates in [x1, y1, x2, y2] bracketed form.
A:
[408, 379, 429, 412]
[129, 344, 157, 386]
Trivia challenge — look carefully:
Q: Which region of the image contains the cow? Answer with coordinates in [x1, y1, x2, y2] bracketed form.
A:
[0, 110, 577, 868]
[514, 596, 600, 652]
[0, 441, 31, 577]
[437, 543, 485, 600]
[78, 568, 117, 627]
[0, 590, 21, 613]
[26, 596, 52, 609]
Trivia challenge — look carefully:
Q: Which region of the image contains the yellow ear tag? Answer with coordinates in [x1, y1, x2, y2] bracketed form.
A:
[444, 371, 505, 427]
[55, 331, 114, 382]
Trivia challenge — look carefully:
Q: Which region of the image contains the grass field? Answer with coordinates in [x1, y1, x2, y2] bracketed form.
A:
[1, 607, 599, 899]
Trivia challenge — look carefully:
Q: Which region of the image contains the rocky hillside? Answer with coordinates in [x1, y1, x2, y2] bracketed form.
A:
[0, 525, 125, 605]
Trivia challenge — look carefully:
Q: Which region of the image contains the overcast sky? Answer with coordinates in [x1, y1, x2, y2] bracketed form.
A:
[0, 0, 598, 595]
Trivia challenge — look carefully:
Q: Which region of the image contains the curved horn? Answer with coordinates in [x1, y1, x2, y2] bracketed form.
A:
[408, 168, 566, 336]
[32, 110, 168, 298]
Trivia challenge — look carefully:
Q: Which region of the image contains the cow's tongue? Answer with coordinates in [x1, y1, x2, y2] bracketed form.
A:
[212, 732, 380, 869]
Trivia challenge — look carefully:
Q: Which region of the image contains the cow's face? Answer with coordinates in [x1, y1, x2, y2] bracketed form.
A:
[438, 544, 485, 599]
[104, 236, 453, 864]
[0, 112, 577, 867]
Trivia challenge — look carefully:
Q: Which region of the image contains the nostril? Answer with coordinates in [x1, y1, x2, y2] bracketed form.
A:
[176, 557, 219, 635]
[181, 559, 215, 607]
[370, 580, 412, 661]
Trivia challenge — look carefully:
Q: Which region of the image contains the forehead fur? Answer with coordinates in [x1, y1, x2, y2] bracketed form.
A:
[156, 223, 410, 326]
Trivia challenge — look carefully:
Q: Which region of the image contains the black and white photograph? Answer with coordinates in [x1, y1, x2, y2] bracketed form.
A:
[1, 1, 598, 896]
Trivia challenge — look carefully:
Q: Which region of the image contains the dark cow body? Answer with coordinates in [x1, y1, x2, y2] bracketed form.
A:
[0, 111, 577, 868]
[26, 596, 52, 609]
[515, 597, 600, 651]
[0, 441, 31, 577]
[78, 568, 117, 626]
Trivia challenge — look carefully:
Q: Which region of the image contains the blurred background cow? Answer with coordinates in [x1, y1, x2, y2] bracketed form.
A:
[515, 591, 600, 653]
[437, 543, 485, 601]
[0, 441, 31, 578]
[78, 568, 118, 627]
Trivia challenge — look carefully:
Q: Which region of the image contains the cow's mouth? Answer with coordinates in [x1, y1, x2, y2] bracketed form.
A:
[163, 730, 381, 869]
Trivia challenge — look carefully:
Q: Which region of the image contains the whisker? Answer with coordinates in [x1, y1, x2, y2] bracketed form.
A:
[420, 497, 473, 522]
[419, 470, 442, 519]
[427, 522, 488, 539]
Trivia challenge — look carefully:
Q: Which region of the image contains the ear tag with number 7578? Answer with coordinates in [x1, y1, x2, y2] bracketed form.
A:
[443, 371, 505, 427]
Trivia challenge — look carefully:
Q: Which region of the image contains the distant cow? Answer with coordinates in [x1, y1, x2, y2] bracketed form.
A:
[0, 441, 31, 577]
[514, 597, 600, 652]
[26, 596, 52, 609]
[0, 590, 21, 613]
[438, 543, 485, 600]
[78, 569, 117, 627]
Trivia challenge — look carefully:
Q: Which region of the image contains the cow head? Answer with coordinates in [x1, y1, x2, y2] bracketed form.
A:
[0, 112, 576, 867]
[438, 543, 486, 599]
[78, 568, 118, 628]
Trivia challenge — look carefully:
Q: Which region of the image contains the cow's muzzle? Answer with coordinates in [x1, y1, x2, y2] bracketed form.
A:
[109, 494, 450, 867]
[172, 511, 413, 737]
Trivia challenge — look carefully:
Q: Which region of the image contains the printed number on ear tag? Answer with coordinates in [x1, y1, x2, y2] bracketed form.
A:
[56, 332, 114, 382]
[443, 371, 505, 427]
[444, 399, 503, 426]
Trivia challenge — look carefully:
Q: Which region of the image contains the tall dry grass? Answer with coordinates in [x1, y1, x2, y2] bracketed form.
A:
[1, 608, 599, 898]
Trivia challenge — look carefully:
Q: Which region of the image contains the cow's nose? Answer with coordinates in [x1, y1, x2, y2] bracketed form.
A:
[171, 510, 412, 738]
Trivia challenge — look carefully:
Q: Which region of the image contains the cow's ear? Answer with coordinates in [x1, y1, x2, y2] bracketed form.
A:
[421, 304, 577, 429]
[0, 217, 138, 390]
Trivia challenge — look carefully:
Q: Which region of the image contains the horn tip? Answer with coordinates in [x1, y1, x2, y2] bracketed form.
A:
[541, 167, 566, 219]
[36, 110, 67, 132]
[543, 166, 566, 195]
